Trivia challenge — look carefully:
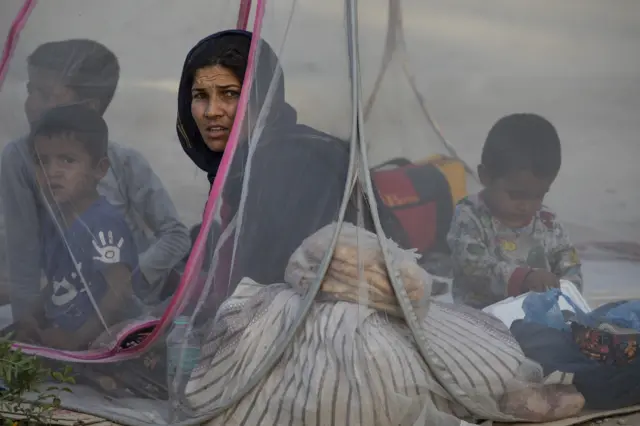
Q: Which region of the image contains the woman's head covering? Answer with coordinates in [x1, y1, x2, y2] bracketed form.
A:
[177, 30, 292, 184]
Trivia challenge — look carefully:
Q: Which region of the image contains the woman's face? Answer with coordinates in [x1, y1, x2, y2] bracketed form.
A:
[191, 65, 242, 152]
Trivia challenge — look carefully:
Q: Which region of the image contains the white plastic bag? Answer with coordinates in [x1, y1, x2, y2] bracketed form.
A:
[284, 222, 432, 317]
[482, 281, 591, 328]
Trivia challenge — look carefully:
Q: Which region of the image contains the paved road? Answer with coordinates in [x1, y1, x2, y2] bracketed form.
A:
[0, 0, 639, 295]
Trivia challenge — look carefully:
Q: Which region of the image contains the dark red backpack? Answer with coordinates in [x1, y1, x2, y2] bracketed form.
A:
[371, 158, 454, 255]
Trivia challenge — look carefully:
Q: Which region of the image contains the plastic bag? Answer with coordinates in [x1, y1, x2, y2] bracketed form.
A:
[522, 288, 591, 331]
[284, 222, 432, 317]
[602, 300, 640, 331]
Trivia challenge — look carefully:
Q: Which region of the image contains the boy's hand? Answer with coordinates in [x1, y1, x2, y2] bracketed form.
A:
[524, 270, 560, 292]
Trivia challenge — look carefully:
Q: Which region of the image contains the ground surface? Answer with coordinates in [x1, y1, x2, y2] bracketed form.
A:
[588, 414, 640, 426]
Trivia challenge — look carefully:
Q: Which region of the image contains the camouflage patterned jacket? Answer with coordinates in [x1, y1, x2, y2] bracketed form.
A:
[447, 193, 582, 309]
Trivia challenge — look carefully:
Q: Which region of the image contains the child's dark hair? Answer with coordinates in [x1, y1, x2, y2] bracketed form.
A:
[29, 104, 108, 162]
[481, 113, 562, 179]
[28, 39, 119, 114]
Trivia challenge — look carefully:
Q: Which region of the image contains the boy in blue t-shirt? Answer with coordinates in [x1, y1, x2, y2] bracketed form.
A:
[17, 104, 143, 350]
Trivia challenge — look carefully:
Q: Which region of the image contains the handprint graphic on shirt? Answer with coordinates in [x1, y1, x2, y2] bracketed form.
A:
[51, 263, 86, 307]
[92, 230, 124, 264]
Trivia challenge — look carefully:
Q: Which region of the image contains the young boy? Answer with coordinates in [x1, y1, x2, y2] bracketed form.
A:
[17, 105, 142, 350]
[0, 39, 190, 321]
[447, 113, 582, 309]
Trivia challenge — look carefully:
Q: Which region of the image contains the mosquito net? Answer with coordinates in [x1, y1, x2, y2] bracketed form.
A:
[1, 0, 639, 425]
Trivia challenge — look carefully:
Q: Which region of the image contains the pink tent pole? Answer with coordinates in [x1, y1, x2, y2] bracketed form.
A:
[0, 0, 37, 90]
[236, 0, 252, 30]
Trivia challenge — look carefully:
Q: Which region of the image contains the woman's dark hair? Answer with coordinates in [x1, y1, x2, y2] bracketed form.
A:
[481, 113, 562, 180]
[185, 34, 251, 86]
[28, 39, 120, 115]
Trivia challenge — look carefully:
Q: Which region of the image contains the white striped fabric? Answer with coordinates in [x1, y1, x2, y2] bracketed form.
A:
[183, 280, 560, 425]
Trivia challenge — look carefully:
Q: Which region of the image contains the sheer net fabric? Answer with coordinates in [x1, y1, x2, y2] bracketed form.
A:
[0, 0, 637, 424]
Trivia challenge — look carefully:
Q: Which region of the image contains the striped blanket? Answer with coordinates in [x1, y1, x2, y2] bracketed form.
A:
[184, 279, 550, 425]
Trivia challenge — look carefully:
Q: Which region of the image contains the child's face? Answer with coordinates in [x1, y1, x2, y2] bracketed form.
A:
[25, 67, 102, 125]
[25, 67, 80, 125]
[33, 133, 108, 206]
[479, 167, 554, 227]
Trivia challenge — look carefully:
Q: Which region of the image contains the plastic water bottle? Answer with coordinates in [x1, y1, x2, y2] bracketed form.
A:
[166, 316, 201, 421]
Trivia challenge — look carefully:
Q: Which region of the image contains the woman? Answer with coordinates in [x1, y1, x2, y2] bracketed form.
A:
[176, 30, 356, 289]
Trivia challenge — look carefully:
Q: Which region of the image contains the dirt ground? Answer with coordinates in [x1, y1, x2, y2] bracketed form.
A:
[587, 413, 640, 426]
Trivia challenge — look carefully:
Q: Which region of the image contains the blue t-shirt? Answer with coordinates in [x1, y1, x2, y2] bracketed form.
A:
[40, 197, 144, 331]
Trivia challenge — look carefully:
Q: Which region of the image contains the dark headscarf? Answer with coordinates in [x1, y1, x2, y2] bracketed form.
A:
[176, 30, 294, 185]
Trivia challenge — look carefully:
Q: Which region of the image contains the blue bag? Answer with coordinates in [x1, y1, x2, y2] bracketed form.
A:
[523, 288, 593, 331]
[601, 300, 640, 331]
